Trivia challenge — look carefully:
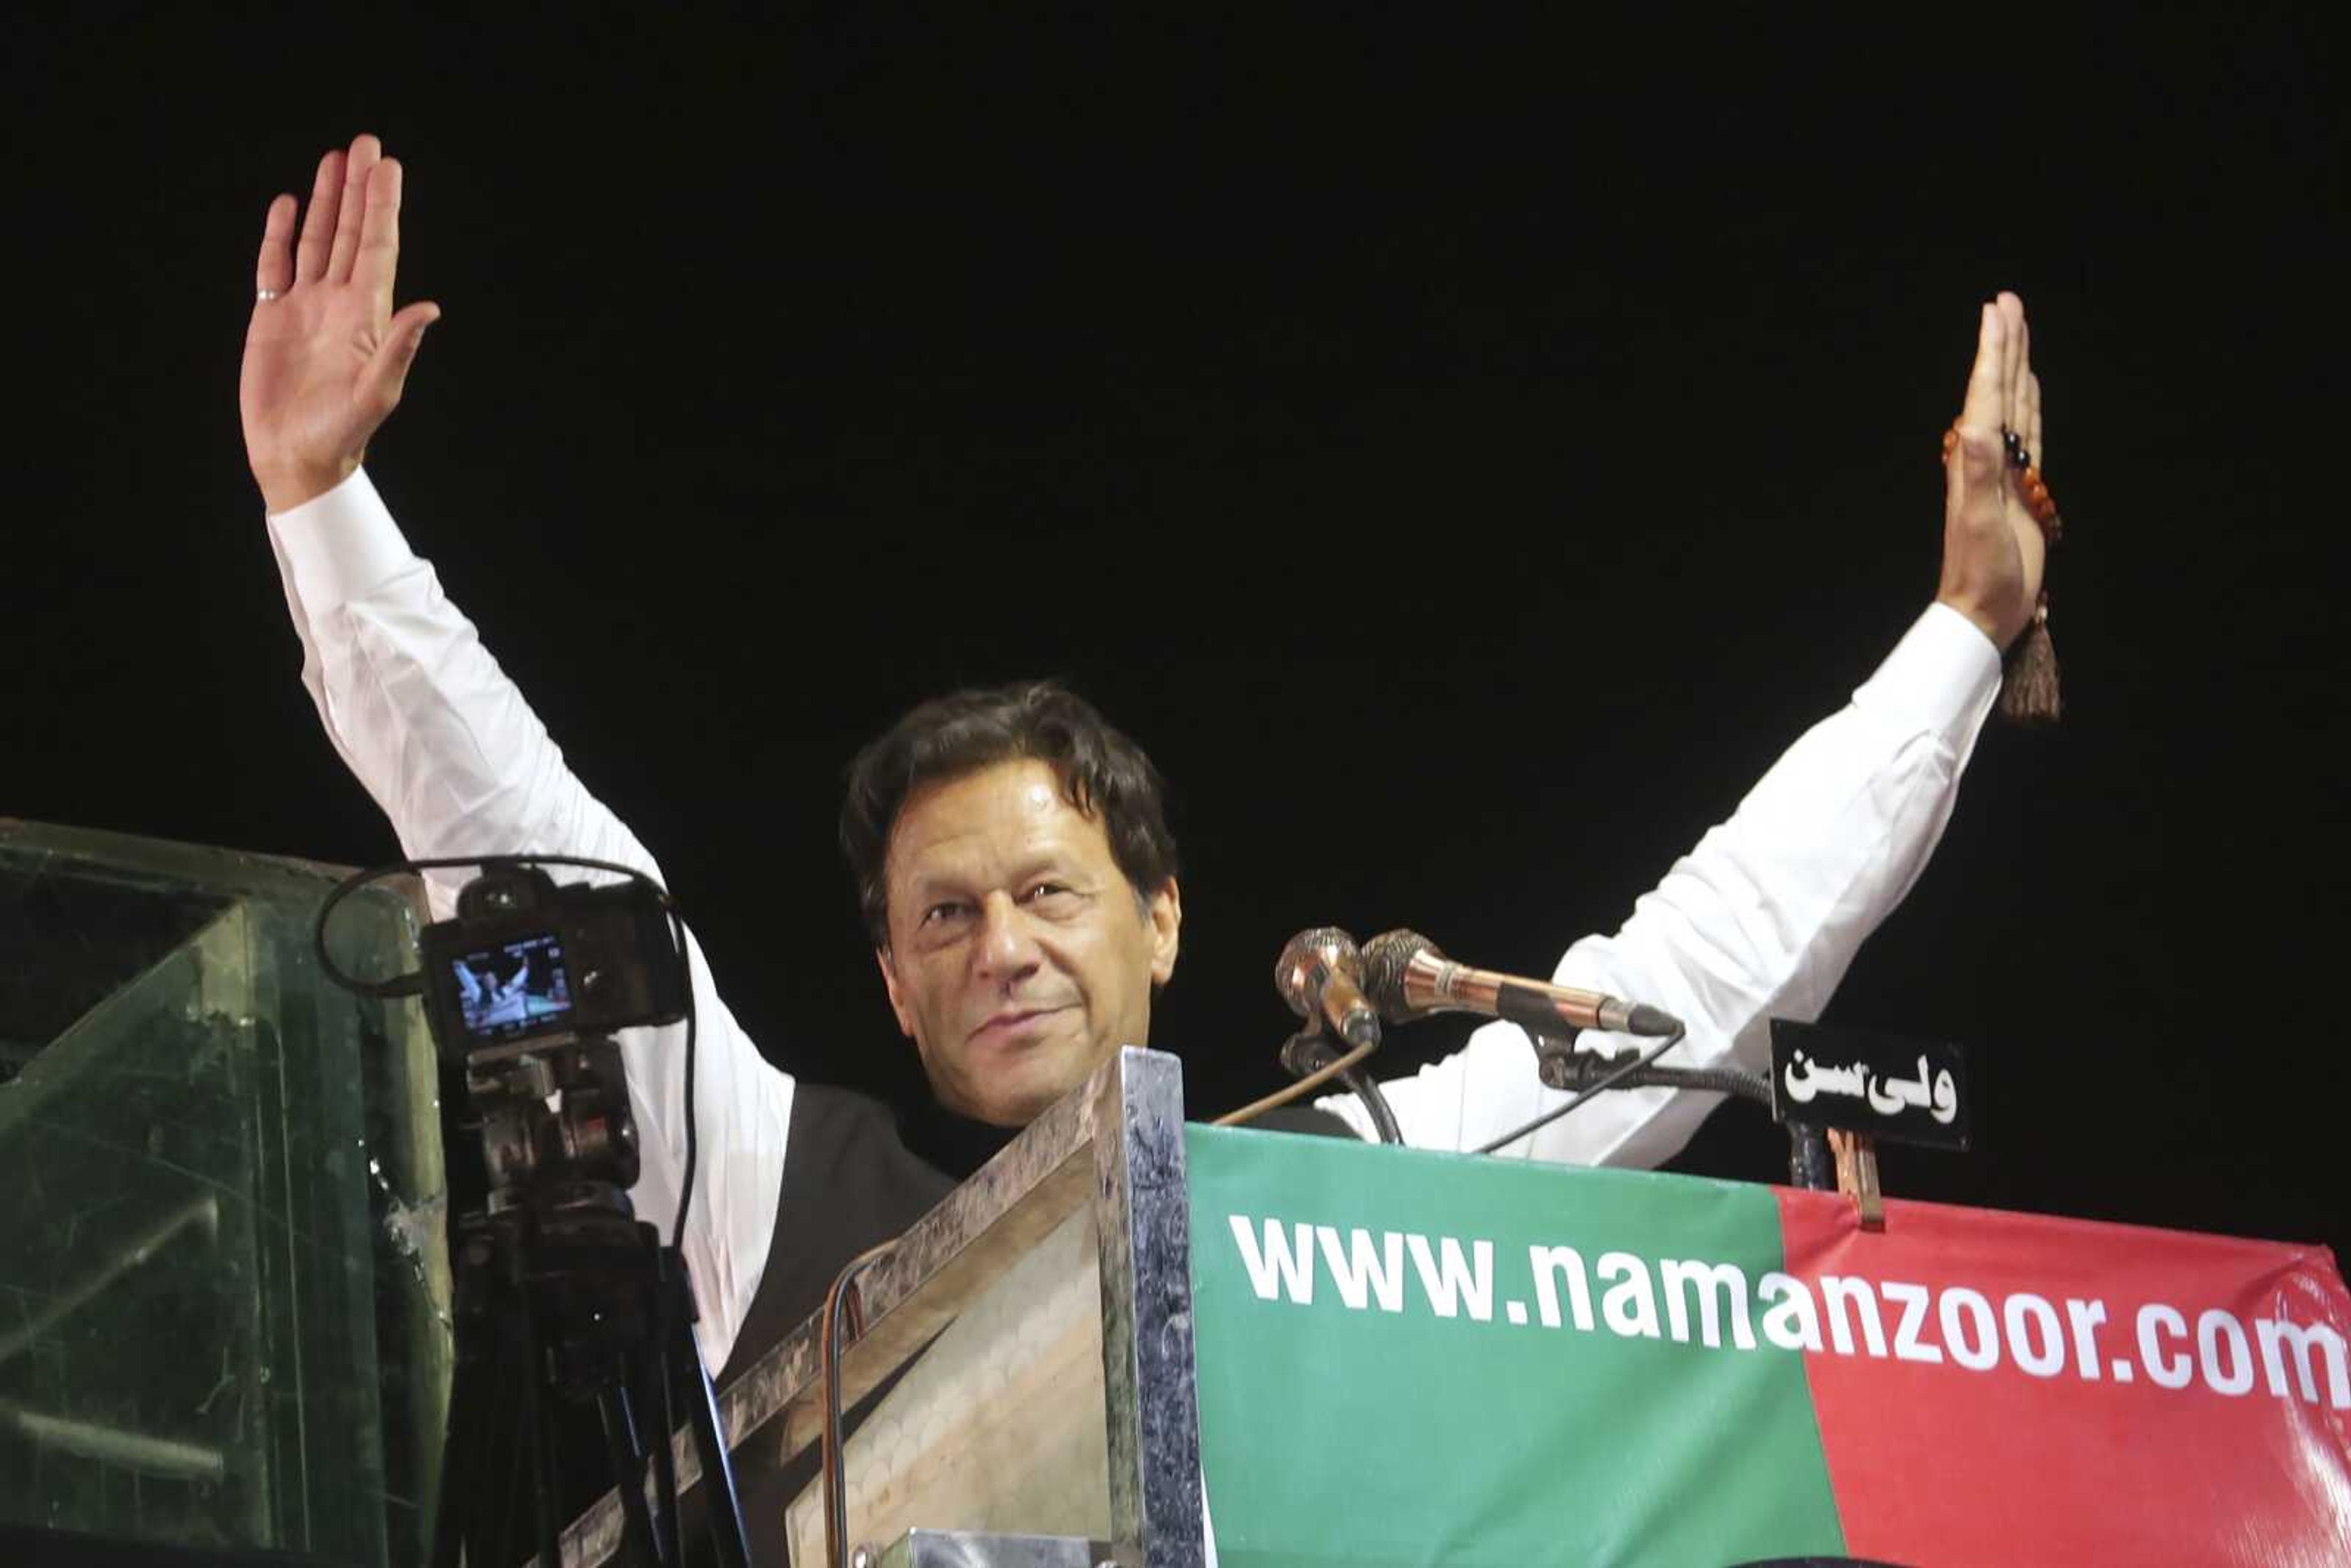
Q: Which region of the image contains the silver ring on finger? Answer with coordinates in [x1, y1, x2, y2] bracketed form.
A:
[257, 287, 285, 303]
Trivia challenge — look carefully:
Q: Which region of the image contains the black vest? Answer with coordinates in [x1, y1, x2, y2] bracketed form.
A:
[700, 1083, 1005, 1566]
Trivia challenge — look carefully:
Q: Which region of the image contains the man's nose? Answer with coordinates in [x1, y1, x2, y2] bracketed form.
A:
[972, 892, 1043, 981]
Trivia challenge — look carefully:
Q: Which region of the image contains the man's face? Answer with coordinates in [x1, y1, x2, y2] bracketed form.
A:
[876, 759, 1182, 1126]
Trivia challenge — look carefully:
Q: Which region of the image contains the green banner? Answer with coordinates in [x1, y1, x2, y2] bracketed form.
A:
[1187, 1125, 1845, 1566]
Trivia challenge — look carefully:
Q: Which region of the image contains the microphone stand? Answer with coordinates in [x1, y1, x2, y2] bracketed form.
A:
[1282, 1029, 1404, 1144]
[1529, 1032, 1834, 1190]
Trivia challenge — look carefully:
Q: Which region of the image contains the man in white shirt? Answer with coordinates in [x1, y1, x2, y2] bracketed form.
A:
[242, 133, 2047, 1547]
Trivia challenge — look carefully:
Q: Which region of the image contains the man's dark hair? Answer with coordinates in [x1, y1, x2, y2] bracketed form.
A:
[841, 680, 1180, 947]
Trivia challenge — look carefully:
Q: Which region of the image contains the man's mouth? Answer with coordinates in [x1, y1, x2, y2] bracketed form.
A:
[969, 1005, 1071, 1048]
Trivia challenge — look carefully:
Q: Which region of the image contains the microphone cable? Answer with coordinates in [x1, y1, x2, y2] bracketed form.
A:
[1212, 1037, 1378, 1127]
[1280, 1032, 1405, 1144]
[1473, 1024, 1686, 1155]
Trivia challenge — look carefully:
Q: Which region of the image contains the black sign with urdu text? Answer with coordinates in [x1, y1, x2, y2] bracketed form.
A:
[1768, 1018, 1973, 1152]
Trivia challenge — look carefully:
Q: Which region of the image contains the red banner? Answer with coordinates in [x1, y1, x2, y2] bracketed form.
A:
[1779, 1191, 2351, 1565]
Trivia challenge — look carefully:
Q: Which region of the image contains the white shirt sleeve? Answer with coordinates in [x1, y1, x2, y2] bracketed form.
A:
[1321, 604, 2002, 1166]
[265, 469, 792, 1373]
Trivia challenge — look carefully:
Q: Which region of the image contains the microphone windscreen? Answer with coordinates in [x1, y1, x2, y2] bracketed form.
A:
[1273, 926, 1360, 1019]
[1360, 929, 1438, 1021]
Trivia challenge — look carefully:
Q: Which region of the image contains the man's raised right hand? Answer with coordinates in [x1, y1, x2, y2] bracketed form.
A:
[241, 134, 441, 514]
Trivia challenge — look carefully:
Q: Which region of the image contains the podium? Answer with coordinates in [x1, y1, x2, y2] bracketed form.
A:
[561, 1046, 1206, 1568]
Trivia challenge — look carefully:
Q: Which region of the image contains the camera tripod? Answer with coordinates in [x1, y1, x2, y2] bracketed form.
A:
[429, 1185, 752, 1568]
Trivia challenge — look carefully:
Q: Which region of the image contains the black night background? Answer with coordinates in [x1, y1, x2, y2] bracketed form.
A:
[6, 12, 2343, 1264]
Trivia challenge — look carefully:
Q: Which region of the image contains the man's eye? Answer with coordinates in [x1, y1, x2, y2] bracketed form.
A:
[921, 901, 970, 926]
[1024, 883, 1089, 916]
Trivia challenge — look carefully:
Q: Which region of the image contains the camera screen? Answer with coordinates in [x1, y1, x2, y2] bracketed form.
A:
[448, 931, 575, 1040]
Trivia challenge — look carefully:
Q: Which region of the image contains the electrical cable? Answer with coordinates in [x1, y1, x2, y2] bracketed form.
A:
[1473, 1026, 1686, 1155]
[1211, 1037, 1376, 1127]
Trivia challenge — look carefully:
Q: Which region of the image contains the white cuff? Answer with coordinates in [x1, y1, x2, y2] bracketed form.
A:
[1853, 602, 2003, 756]
[264, 467, 418, 612]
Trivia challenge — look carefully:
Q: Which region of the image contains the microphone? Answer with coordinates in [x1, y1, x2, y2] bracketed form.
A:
[1273, 928, 1382, 1049]
[1359, 929, 1682, 1038]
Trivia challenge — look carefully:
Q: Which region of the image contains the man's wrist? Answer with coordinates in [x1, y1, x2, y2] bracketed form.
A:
[266, 466, 414, 610]
[255, 459, 359, 517]
[1860, 603, 2005, 757]
[1933, 592, 2016, 653]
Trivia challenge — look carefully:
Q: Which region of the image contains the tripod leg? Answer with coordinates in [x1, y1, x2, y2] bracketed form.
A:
[666, 1253, 751, 1568]
[493, 1341, 540, 1568]
[640, 1333, 683, 1568]
[598, 1384, 663, 1568]
[465, 1269, 541, 1568]
[506, 1244, 569, 1568]
[432, 1233, 503, 1568]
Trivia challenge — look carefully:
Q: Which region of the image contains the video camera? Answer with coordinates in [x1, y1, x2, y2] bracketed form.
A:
[418, 861, 688, 1056]
[318, 854, 748, 1568]
[411, 862, 689, 1206]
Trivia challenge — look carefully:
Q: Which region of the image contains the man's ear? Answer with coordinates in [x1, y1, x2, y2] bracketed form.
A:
[1146, 877, 1182, 986]
[876, 946, 917, 1038]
